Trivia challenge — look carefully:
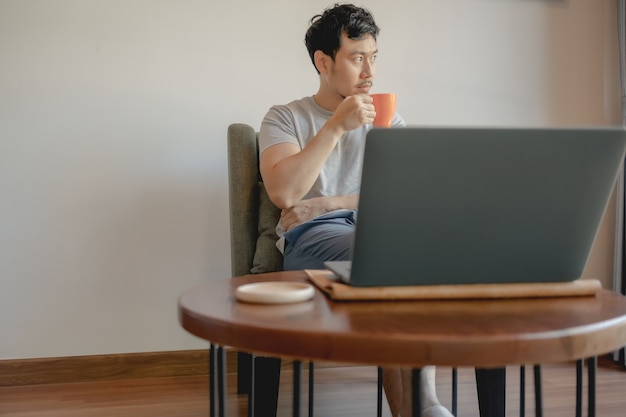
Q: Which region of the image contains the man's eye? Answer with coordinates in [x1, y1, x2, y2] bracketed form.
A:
[354, 56, 363, 63]
[370, 55, 377, 63]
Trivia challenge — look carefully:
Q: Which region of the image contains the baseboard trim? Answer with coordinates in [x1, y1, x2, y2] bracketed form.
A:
[5, 350, 617, 388]
[0, 348, 368, 387]
[0, 349, 219, 387]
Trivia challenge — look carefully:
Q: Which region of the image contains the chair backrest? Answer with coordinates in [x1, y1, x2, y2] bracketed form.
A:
[227, 123, 283, 276]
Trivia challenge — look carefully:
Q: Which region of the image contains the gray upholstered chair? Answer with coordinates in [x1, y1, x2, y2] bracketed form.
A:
[227, 123, 284, 416]
[228, 123, 283, 277]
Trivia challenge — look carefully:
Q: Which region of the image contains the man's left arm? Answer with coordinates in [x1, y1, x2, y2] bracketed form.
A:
[280, 194, 359, 231]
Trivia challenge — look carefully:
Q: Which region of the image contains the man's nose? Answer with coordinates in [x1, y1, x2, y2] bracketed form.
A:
[362, 62, 374, 78]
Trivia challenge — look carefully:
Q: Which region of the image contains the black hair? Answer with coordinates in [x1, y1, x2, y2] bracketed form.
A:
[304, 4, 380, 74]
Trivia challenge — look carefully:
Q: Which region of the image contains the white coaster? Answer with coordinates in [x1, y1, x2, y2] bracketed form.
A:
[235, 281, 315, 304]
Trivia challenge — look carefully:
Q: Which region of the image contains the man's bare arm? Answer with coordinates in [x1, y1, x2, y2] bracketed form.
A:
[260, 94, 374, 209]
[280, 194, 359, 231]
[260, 122, 345, 209]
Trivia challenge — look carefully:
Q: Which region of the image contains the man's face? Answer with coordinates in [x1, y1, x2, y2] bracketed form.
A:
[325, 32, 377, 98]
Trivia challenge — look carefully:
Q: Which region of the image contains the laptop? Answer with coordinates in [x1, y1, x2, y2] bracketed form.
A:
[325, 126, 626, 287]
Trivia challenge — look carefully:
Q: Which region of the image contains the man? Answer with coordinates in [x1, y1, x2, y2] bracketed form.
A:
[258, 4, 453, 417]
[260, 4, 400, 271]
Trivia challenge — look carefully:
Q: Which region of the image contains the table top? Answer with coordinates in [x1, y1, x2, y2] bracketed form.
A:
[178, 271, 626, 368]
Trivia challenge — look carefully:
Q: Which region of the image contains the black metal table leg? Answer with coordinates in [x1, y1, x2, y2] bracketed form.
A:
[576, 359, 583, 417]
[475, 368, 506, 417]
[533, 365, 543, 417]
[412, 368, 423, 417]
[452, 368, 458, 416]
[209, 344, 217, 417]
[217, 346, 226, 417]
[588, 357, 597, 417]
[308, 362, 314, 417]
[293, 360, 302, 417]
[377, 367, 383, 417]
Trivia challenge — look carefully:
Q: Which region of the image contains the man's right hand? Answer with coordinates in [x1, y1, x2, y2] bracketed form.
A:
[329, 94, 375, 133]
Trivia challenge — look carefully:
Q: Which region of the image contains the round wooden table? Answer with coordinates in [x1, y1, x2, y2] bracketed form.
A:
[178, 271, 626, 416]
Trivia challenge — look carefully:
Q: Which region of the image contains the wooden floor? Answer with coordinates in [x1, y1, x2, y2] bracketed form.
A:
[1, 357, 625, 417]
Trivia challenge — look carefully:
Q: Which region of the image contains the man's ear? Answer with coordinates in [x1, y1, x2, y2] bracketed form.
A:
[314, 50, 330, 74]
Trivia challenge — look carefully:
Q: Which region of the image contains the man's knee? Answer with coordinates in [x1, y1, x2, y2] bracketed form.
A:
[284, 223, 355, 270]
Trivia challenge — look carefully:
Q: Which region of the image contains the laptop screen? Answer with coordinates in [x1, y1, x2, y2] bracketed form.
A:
[346, 127, 626, 287]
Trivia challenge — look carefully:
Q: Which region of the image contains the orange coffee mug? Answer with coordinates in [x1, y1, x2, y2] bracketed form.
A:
[371, 93, 397, 128]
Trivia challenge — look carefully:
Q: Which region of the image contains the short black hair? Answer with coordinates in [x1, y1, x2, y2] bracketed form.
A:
[305, 4, 380, 74]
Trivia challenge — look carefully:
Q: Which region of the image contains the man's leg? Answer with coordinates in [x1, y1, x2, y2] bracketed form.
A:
[283, 214, 451, 417]
[382, 368, 403, 417]
[383, 367, 453, 417]
[283, 211, 356, 270]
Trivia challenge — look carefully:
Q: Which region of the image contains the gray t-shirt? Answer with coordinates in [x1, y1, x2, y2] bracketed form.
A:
[259, 96, 405, 248]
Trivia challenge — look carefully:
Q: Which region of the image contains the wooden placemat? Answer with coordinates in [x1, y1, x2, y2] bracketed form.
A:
[305, 269, 602, 301]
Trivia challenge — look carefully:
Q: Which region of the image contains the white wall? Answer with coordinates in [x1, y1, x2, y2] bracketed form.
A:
[0, 0, 620, 360]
